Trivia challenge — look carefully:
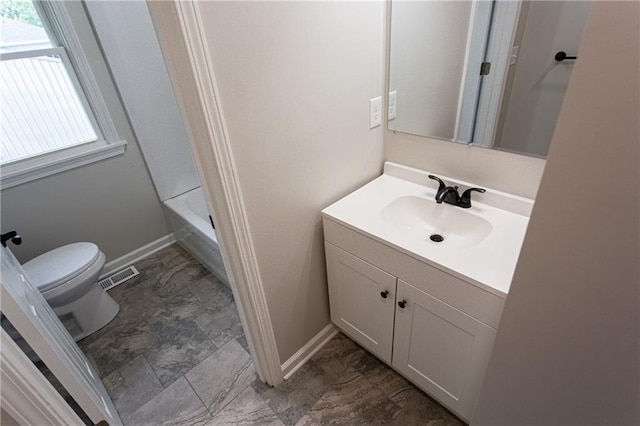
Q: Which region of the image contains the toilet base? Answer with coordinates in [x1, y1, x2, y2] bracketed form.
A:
[52, 284, 120, 342]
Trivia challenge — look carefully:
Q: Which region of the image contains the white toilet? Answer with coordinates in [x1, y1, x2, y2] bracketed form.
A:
[22, 242, 119, 341]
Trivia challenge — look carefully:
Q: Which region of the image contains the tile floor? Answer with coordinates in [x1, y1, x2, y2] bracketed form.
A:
[81, 244, 464, 425]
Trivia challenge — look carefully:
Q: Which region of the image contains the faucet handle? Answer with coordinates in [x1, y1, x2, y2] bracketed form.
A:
[428, 175, 446, 192]
[459, 187, 486, 208]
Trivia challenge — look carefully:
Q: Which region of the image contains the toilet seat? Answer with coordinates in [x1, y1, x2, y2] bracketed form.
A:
[23, 243, 101, 292]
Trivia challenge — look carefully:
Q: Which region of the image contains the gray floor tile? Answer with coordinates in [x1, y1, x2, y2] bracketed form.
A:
[189, 274, 235, 307]
[155, 244, 190, 268]
[233, 328, 250, 353]
[78, 310, 126, 347]
[294, 415, 319, 426]
[146, 288, 207, 331]
[252, 359, 334, 425]
[194, 302, 243, 347]
[116, 278, 174, 322]
[310, 332, 366, 381]
[354, 351, 464, 425]
[103, 355, 163, 418]
[127, 255, 165, 288]
[387, 391, 465, 426]
[353, 351, 416, 405]
[157, 258, 210, 294]
[81, 317, 158, 378]
[144, 319, 218, 388]
[206, 386, 283, 426]
[186, 339, 256, 415]
[305, 368, 400, 425]
[124, 377, 211, 426]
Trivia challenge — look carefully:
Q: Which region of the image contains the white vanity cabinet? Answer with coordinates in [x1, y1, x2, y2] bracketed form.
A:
[325, 243, 396, 363]
[323, 219, 505, 422]
[321, 162, 531, 422]
[392, 279, 497, 420]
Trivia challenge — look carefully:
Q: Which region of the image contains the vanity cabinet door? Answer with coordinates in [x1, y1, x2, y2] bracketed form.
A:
[392, 279, 497, 421]
[325, 242, 396, 363]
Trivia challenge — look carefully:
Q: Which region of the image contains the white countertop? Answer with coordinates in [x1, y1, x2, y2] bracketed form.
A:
[322, 162, 533, 297]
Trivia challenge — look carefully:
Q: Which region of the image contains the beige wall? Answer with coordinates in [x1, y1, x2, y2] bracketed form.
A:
[0, 2, 169, 263]
[496, 1, 592, 156]
[1, 409, 19, 426]
[473, 1, 639, 423]
[195, 1, 385, 362]
[388, 1, 471, 139]
[385, 132, 545, 199]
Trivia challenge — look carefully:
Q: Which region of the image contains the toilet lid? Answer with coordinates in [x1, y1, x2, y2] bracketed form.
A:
[23, 243, 101, 292]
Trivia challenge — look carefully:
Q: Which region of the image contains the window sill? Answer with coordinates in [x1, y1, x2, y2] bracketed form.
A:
[0, 140, 127, 190]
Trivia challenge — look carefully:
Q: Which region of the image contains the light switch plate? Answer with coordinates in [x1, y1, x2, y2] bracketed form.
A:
[388, 91, 397, 120]
[370, 96, 382, 128]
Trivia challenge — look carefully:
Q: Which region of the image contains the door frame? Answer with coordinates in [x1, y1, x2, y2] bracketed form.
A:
[455, 0, 495, 142]
[472, 0, 522, 148]
[147, 1, 284, 386]
[1, 328, 84, 425]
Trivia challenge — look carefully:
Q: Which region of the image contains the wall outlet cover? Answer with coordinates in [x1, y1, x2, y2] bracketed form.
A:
[370, 96, 382, 128]
[388, 91, 397, 120]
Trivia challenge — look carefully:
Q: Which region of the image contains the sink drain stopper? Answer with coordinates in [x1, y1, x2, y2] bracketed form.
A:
[430, 234, 444, 243]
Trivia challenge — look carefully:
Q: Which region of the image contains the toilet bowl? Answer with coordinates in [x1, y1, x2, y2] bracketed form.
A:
[22, 242, 119, 341]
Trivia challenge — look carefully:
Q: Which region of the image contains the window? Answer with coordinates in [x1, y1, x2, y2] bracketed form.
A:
[0, 0, 125, 188]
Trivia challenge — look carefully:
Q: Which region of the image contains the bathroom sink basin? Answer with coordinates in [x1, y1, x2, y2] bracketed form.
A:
[381, 196, 492, 249]
[321, 162, 533, 295]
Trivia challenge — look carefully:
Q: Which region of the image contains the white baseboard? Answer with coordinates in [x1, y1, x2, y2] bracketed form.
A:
[100, 234, 175, 279]
[281, 323, 339, 380]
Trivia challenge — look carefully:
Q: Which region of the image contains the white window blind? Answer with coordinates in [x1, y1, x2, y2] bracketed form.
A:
[1, 50, 98, 162]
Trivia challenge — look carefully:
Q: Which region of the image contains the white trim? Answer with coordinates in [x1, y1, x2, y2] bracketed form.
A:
[0, 46, 61, 61]
[0, 140, 126, 189]
[99, 234, 176, 279]
[455, 0, 495, 142]
[1, 329, 84, 426]
[148, 2, 284, 386]
[0, 40, 51, 52]
[473, 0, 521, 148]
[281, 324, 339, 380]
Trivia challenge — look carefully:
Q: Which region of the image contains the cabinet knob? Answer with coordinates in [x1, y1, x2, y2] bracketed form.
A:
[398, 300, 407, 309]
[380, 290, 389, 299]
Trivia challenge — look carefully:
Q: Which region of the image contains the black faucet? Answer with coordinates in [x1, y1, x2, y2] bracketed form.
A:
[428, 175, 486, 209]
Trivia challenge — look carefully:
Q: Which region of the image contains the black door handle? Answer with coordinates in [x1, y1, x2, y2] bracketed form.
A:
[555, 51, 577, 61]
[1, 231, 22, 247]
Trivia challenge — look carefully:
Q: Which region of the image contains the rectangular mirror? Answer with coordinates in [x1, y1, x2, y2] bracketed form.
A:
[388, 0, 592, 158]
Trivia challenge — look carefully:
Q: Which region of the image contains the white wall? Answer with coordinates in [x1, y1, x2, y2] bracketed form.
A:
[388, 1, 471, 139]
[194, 1, 386, 362]
[84, 1, 199, 202]
[473, 1, 639, 423]
[0, 1, 169, 263]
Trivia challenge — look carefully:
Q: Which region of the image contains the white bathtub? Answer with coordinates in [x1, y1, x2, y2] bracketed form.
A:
[164, 187, 229, 286]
